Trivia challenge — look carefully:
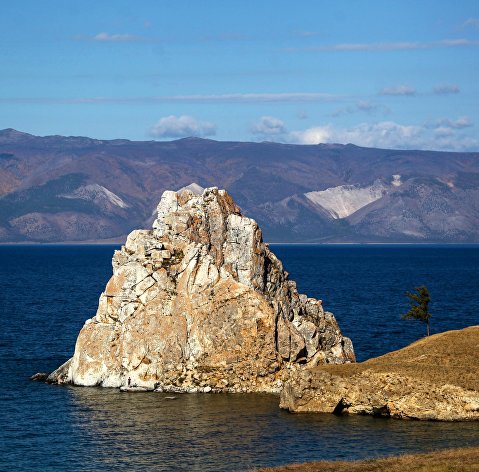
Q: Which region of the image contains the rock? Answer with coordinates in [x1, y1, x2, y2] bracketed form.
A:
[120, 386, 150, 392]
[48, 187, 354, 393]
[47, 359, 71, 384]
[30, 372, 49, 382]
[280, 326, 479, 421]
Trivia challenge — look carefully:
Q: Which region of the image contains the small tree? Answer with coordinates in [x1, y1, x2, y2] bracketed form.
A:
[402, 285, 432, 336]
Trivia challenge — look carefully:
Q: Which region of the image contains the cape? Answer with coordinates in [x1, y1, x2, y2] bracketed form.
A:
[280, 326, 479, 421]
[49, 187, 354, 392]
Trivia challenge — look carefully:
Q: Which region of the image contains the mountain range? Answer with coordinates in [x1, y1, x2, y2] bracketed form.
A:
[1, 128, 479, 243]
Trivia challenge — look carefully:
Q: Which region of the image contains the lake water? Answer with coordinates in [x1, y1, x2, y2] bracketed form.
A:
[1, 245, 478, 471]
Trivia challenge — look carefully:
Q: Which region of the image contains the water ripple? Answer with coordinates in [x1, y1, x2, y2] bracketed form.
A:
[1, 245, 479, 470]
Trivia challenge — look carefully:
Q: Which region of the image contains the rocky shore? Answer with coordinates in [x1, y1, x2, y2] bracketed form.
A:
[280, 326, 479, 420]
[47, 186, 354, 392]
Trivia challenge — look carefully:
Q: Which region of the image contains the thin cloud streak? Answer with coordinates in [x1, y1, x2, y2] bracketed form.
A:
[330, 100, 390, 117]
[284, 38, 479, 52]
[0, 92, 345, 105]
[93, 32, 144, 42]
[380, 85, 416, 96]
[464, 18, 479, 29]
[73, 32, 151, 42]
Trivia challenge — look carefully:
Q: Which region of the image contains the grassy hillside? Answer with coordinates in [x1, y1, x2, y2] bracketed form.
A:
[317, 326, 479, 392]
[256, 446, 479, 471]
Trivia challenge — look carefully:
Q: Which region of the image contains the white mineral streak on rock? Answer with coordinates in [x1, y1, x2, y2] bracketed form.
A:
[305, 180, 387, 219]
[49, 187, 355, 392]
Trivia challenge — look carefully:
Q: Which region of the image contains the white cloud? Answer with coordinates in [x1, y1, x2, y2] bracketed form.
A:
[249, 116, 470, 150]
[380, 85, 416, 96]
[290, 122, 422, 148]
[251, 116, 287, 136]
[149, 115, 216, 139]
[284, 38, 479, 52]
[433, 84, 460, 95]
[290, 126, 333, 145]
[285, 121, 478, 151]
[434, 127, 455, 138]
[434, 117, 473, 129]
[160, 92, 340, 103]
[92, 32, 144, 42]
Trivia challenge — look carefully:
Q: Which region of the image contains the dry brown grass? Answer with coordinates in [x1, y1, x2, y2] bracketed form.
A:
[255, 446, 479, 471]
[264, 328, 479, 470]
[317, 326, 479, 391]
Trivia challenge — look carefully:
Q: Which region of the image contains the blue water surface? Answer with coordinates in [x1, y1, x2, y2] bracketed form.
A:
[0, 244, 478, 471]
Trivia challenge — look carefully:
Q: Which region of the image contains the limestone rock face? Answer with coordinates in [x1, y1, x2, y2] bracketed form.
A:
[280, 327, 479, 420]
[49, 187, 354, 392]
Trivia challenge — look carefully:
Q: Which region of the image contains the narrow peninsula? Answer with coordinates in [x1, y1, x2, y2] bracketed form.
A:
[281, 326, 479, 421]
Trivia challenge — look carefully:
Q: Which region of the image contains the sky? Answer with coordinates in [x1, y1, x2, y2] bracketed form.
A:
[1, 0, 479, 150]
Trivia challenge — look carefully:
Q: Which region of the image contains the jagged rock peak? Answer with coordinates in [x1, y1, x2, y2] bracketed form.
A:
[49, 186, 355, 393]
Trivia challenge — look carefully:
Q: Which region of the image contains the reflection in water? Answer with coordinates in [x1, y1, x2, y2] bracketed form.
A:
[68, 387, 479, 471]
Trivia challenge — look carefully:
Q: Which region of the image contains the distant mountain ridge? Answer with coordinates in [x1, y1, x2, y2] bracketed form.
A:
[1, 128, 479, 243]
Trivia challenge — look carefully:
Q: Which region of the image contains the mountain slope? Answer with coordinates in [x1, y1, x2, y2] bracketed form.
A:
[1, 129, 479, 243]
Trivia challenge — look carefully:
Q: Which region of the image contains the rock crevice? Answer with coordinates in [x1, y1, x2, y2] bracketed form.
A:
[49, 187, 354, 392]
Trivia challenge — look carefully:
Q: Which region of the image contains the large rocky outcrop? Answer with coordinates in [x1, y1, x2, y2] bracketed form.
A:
[48, 187, 354, 392]
[280, 326, 479, 420]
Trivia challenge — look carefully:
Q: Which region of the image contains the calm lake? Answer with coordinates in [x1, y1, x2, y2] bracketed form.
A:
[1, 245, 478, 471]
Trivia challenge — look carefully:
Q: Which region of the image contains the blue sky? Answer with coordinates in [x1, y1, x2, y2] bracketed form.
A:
[1, 0, 479, 150]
